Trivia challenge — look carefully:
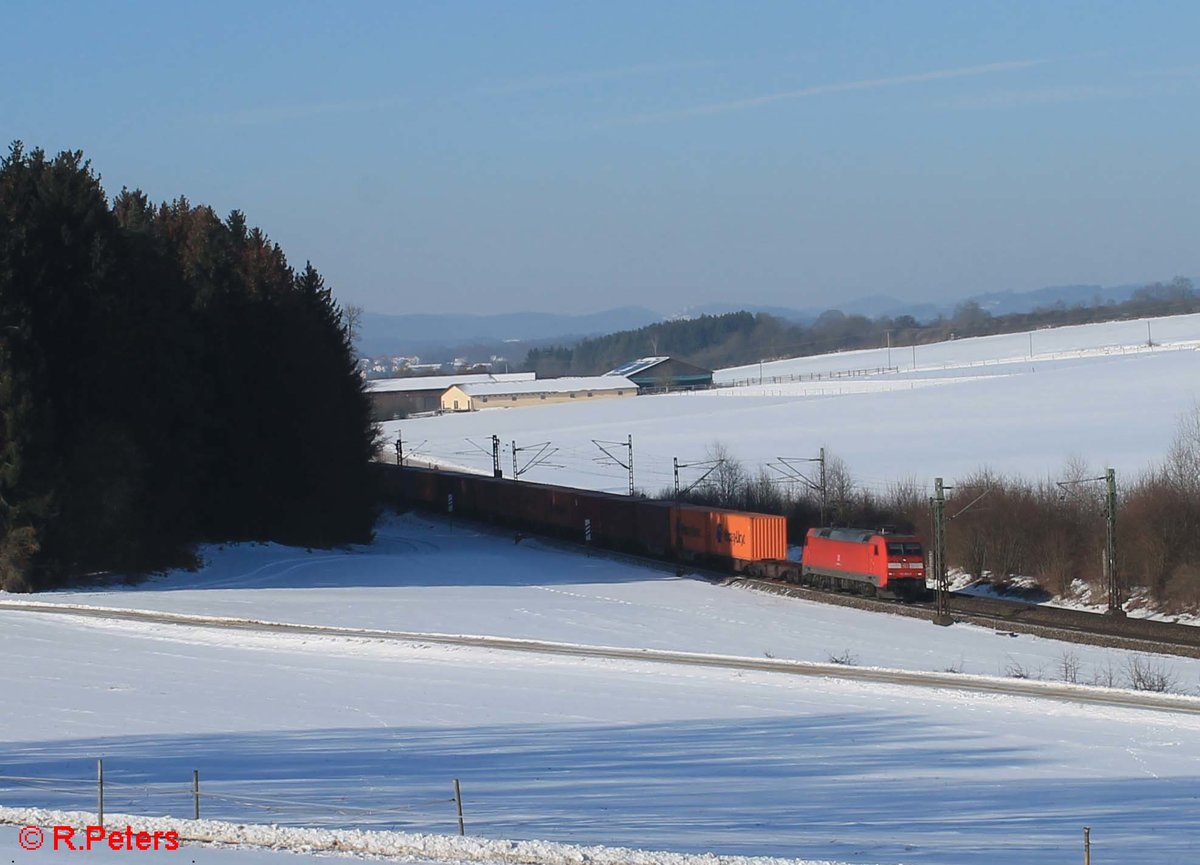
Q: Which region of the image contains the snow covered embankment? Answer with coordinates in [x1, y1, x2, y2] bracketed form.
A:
[0, 806, 848, 865]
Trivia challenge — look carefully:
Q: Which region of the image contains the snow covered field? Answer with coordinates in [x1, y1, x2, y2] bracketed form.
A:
[383, 314, 1200, 496]
[6, 314, 1200, 864]
[10, 513, 1200, 682]
[4, 514, 1200, 865]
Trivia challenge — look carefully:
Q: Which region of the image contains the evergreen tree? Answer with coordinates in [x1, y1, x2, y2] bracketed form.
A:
[0, 142, 378, 590]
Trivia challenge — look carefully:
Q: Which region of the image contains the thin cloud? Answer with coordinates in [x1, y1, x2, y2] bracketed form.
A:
[480, 60, 716, 96]
[610, 59, 1045, 126]
[949, 84, 1135, 109]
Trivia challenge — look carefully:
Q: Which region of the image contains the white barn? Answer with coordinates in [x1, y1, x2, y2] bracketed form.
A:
[440, 376, 636, 412]
[366, 372, 534, 419]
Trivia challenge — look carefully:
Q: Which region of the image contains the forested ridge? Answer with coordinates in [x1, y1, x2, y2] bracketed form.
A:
[524, 281, 1199, 376]
[0, 143, 376, 592]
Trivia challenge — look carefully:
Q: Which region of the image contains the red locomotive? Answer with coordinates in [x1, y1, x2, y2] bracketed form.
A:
[801, 527, 927, 600]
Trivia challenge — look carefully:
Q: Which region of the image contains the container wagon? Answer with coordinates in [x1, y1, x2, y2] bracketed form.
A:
[670, 504, 788, 568]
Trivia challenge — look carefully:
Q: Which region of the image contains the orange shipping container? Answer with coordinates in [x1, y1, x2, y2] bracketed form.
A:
[670, 505, 787, 562]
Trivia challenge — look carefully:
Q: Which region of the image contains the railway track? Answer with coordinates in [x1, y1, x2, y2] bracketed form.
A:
[732, 575, 1200, 659]
[382, 466, 1200, 660]
[513, 521, 1200, 659]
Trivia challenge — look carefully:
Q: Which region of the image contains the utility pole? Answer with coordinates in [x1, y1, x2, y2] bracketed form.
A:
[931, 477, 951, 626]
[911, 343, 916, 370]
[1057, 468, 1123, 617]
[767, 449, 826, 524]
[1028, 331, 1033, 359]
[674, 455, 724, 500]
[512, 440, 559, 481]
[885, 330, 892, 370]
[818, 447, 827, 525]
[592, 435, 634, 495]
[628, 434, 634, 496]
[394, 431, 403, 466]
[1105, 468, 1122, 616]
[491, 435, 501, 478]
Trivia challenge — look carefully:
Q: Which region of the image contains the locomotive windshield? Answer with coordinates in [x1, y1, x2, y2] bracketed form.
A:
[886, 542, 923, 556]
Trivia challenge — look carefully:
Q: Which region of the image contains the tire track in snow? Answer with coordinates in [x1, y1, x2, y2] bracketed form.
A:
[2, 599, 1199, 716]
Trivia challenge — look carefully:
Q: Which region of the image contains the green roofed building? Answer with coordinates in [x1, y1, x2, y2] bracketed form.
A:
[605, 357, 713, 391]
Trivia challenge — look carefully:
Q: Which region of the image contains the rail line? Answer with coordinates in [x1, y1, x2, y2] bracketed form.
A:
[508, 520, 1200, 659]
[727, 576, 1200, 659]
[2, 599, 1199, 716]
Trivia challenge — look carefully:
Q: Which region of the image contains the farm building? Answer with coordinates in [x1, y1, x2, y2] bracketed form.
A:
[605, 357, 713, 390]
[441, 376, 636, 412]
[367, 372, 534, 420]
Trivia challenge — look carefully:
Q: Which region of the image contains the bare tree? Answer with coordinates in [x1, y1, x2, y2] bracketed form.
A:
[1165, 402, 1200, 494]
[745, 466, 784, 514]
[705, 441, 748, 508]
[343, 303, 364, 345]
[823, 452, 854, 523]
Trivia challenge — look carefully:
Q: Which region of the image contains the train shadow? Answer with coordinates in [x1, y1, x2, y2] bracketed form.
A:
[55, 511, 670, 595]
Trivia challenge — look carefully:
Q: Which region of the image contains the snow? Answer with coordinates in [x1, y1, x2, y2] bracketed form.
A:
[4, 513, 1200, 864]
[719, 312, 1200, 382]
[3, 605, 1200, 864]
[382, 313, 1200, 495]
[6, 314, 1200, 864]
[14, 513, 1200, 685]
[0, 807, 844, 865]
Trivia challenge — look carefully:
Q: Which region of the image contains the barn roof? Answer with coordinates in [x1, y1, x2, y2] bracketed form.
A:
[455, 376, 635, 396]
[605, 357, 670, 377]
[366, 372, 533, 394]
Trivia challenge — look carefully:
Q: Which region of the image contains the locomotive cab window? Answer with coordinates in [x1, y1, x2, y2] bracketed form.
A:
[887, 542, 923, 556]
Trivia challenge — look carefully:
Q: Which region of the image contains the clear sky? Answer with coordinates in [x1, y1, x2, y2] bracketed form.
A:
[3, 1, 1198, 316]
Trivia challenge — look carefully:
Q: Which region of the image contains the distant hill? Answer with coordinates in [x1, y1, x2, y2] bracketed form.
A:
[675, 282, 1162, 326]
[356, 306, 662, 357]
[968, 283, 1142, 316]
[355, 278, 1190, 358]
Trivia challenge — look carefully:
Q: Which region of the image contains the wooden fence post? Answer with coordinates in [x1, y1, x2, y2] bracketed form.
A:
[1083, 826, 1091, 865]
[192, 770, 200, 820]
[97, 759, 104, 828]
[453, 779, 465, 836]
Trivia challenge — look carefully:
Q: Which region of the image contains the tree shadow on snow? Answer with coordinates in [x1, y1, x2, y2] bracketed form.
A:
[2, 714, 1194, 864]
[50, 513, 674, 595]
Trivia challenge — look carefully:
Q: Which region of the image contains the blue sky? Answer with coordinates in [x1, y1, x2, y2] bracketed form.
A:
[4, 1, 1198, 315]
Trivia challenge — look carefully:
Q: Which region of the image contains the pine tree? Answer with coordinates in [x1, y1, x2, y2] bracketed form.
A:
[1, 143, 379, 589]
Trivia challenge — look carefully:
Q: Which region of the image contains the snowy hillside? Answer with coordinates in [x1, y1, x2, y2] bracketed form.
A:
[383, 313, 1200, 496]
[5, 314, 1200, 865]
[3, 514, 1200, 864]
[10, 513, 1200, 681]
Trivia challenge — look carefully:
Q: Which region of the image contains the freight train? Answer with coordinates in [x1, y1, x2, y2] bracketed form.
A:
[374, 464, 928, 600]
